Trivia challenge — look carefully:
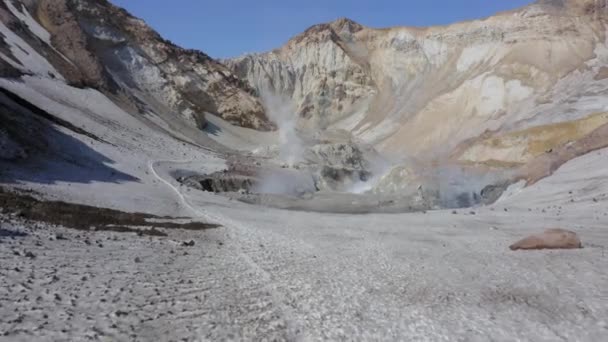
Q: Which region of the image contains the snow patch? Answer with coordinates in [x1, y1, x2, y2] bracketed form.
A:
[0, 19, 64, 79]
[3, 0, 52, 45]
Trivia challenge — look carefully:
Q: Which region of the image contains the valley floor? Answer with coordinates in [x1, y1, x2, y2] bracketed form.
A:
[2, 149, 608, 341]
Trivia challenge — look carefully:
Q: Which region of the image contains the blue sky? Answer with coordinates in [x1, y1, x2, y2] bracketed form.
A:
[110, 0, 533, 59]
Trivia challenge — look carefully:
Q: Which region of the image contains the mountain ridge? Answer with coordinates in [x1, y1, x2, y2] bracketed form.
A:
[226, 0, 608, 183]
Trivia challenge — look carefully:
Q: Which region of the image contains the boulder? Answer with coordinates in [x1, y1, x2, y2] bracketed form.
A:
[509, 229, 582, 250]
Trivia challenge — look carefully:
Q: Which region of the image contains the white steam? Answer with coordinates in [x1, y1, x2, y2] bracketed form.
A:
[260, 91, 304, 166]
[347, 152, 393, 194]
[253, 90, 315, 196]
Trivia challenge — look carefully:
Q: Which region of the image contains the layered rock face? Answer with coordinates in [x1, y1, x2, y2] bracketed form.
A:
[227, 0, 608, 170]
[226, 18, 376, 131]
[0, 0, 274, 131]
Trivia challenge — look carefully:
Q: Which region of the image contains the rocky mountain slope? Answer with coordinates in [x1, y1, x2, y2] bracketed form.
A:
[0, 0, 273, 132]
[227, 0, 608, 183]
[3, 0, 608, 192]
[2, 1, 608, 340]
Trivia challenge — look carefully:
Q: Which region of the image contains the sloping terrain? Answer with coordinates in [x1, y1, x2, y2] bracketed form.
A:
[1, 0, 608, 340]
[1, 0, 273, 132]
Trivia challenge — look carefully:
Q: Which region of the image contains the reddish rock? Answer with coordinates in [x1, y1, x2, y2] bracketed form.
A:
[509, 229, 582, 251]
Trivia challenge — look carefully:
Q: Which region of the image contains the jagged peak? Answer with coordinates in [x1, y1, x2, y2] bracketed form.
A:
[329, 17, 364, 33]
[288, 17, 364, 46]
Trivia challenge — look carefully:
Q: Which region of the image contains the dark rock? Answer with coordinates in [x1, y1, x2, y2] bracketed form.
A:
[182, 240, 195, 247]
[115, 310, 129, 317]
[480, 182, 510, 205]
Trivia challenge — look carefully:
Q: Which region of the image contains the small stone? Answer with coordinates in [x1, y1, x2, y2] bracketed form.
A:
[24, 251, 36, 259]
[181, 240, 195, 247]
[134, 257, 142, 263]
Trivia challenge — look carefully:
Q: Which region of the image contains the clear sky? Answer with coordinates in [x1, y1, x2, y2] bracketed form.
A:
[109, 0, 534, 59]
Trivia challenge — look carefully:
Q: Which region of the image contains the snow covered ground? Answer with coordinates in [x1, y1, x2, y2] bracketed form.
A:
[2, 150, 608, 340]
[2, 74, 608, 339]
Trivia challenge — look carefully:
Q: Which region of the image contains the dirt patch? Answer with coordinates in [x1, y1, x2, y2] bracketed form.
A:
[0, 187, 220, 236]
[594, 66, 608, 80]
[522, 122, 608, 184]
[455, 112, 608, 165]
